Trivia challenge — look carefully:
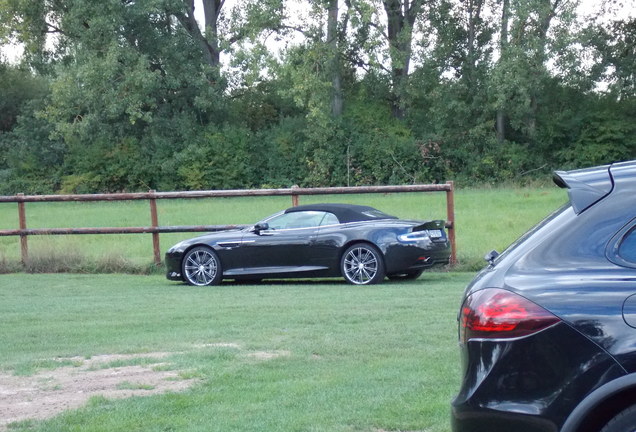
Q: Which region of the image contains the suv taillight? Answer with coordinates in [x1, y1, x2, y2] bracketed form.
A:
[460, 288, 560, 343]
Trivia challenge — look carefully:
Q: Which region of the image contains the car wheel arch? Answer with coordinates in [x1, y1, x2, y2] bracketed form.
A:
[338, 240, 386, 266]
[562, 374, 636, 432]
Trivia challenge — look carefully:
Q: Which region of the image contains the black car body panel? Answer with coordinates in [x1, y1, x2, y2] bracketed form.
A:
[165, 203, 450, 285]
[452, 322, 626, 431]
[452, 160, 636, 432]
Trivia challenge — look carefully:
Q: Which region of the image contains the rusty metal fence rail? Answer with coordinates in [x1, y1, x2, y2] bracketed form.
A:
[0, 183, 457, 266]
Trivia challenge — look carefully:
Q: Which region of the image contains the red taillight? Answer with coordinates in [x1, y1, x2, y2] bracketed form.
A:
[460, 288, 560, 343]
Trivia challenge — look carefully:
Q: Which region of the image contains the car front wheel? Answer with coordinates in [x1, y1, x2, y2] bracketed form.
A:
[341, 243, 385, 285]
[182, 246, 222, 286]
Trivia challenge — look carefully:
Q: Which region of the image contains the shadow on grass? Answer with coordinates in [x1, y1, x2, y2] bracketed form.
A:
[169, 271, 460, 288]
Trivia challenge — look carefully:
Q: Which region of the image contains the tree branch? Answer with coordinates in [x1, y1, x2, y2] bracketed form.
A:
[349, 0, 388, 39]
[407, 0, 425, 26]
[45, 22, 67, 35]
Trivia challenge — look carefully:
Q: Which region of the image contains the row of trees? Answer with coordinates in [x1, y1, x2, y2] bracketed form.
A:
[0, 0, 634, 194]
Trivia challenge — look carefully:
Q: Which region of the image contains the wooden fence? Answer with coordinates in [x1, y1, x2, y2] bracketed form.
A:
[0, 183, 457, 266]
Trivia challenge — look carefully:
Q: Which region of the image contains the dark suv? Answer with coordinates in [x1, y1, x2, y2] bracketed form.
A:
[452, 161, 636, 432]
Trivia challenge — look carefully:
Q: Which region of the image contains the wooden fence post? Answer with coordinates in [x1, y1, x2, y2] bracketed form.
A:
[291, 185, 299, 207]
[17, 193, 28, 264]
[149, 190, 161, 266]
[446, 181, 457, 265]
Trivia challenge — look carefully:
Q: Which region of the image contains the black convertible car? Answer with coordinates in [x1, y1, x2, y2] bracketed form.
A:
[452, 160, 636, 432]
[165, 203, 450, 286]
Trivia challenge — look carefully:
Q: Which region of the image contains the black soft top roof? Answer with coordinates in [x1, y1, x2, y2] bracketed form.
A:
[285, 203, 398, 223]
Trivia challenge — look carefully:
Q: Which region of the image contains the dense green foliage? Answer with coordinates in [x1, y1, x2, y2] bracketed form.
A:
[0, 0, 634, 194]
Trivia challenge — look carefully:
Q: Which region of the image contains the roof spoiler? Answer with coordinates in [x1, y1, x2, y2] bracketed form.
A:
[553, 164, 614, 214]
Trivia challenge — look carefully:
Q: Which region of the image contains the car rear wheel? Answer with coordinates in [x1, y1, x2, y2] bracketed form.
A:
[182, 246, 222, 286]
[601, 405, 636, 432]
[341, 243, 385, 285]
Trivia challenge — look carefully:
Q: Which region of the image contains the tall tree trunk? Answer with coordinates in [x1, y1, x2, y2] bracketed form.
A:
[174, 0, 222, 68]
[526, 0, 559, 137]
[202, 0, 223, 68]
[465, 0, 484, 88]
[382, 0, 421, 119]
[496, 0, 509, 143]
[327, 0, 343, 117]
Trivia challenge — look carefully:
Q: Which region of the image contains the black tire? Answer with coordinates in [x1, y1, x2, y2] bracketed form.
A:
[341, 243, 385, 285]
[388, 269, 424, 281]
[181, 246, 222, 286]
[601, 405, 636, 432]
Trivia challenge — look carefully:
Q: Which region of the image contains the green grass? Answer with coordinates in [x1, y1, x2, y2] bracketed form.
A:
[2, 273, 469, 432]
[0, 187, 570, 431]
[116, 381, 156, 391]
[0, 187, 568, 272]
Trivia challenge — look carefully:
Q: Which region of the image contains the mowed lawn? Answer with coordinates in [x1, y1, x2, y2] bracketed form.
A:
[2, 273, 470, 432]
[0, 187, 568, 431]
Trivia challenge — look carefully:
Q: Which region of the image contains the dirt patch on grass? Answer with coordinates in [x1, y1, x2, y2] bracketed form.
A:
[246, 350, 291, 360]
[0, 352, 193, 430]
[0, 344, 289, 430]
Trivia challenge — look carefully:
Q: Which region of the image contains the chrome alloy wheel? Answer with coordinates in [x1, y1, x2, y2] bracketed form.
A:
[182, 247, 221, 286]
[342, 244, 384, 285]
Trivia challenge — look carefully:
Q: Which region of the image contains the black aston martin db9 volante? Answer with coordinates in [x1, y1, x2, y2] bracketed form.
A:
[165, 203, 450, 286]
[452, 160, 636, 432]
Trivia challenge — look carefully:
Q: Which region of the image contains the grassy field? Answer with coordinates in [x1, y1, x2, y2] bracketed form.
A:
[0, 187, 569, 431]
[0, 187, 568, 272]
[2, 273, 470, 432]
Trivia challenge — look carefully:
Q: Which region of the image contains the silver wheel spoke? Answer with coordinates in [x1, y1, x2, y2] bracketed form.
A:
[360, 267, 371, 281]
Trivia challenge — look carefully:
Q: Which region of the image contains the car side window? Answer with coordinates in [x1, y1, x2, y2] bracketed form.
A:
[320, 212, 339, 226]
[619, 227, 636, 263]
[266, 211, 326, 230]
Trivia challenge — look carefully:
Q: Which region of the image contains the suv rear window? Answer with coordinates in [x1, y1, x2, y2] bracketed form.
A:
[490, 204, 572, 266]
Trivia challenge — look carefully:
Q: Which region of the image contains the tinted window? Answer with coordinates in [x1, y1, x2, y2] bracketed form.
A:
[320, 212, 339, 226]
[491, 204, 572, 267]
[619, 228, 636, 263]
[266, 211, 326, 230]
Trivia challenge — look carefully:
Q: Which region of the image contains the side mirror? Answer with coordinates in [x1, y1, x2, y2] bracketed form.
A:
[252, 222, 269, 234]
